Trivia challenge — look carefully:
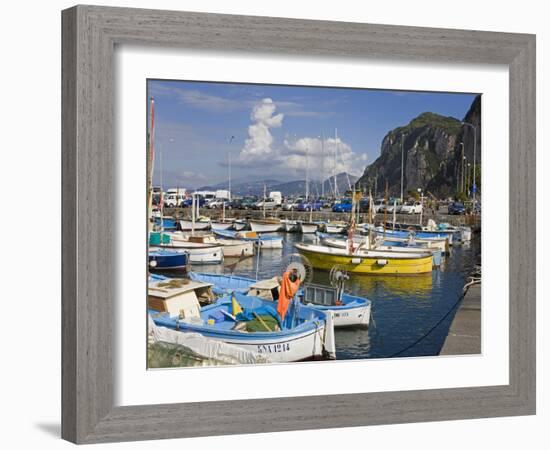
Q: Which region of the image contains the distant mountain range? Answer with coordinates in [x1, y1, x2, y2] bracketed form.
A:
[198, 172, 357, 198]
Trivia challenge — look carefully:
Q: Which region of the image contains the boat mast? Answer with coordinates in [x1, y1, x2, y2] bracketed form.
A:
[305, 145, 309, 202]
[147, 97, 155, 222]
[321, 132, 325, 198]
[334, 128, 338, 199]
[262, 183, 267, 220]
[191, 193, 196, 236]
[368, 189, 374, 249]
[159, 143, 164, 234]
[383, 181, 388, 239]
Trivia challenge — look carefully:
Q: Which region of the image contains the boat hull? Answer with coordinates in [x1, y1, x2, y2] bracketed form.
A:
[217, 239, 255, 257]
[211, 222, 234, 231]
[148, 250, 188, 269]
[179, 220, 211, 231]
[324, 224, 346, 234]
[249, 221, 282, 233]
[206, 325, 327, 362]
[152, 244, 223, 264]
[282, 220, 299, 232]
[329, 303, 371, 328]
[299, 222, 319, 234]
[295, 244, 433, 275]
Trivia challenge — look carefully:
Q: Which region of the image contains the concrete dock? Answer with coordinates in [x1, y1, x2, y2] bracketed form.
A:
[440, 283, 481, 355]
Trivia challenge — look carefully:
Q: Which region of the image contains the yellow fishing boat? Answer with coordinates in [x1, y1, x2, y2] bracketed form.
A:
[294, 243, 433, 275]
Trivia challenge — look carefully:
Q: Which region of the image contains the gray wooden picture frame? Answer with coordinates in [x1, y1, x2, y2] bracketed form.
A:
[62, 5, 536, 444]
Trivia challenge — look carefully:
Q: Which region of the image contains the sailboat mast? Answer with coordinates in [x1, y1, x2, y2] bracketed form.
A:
[159, 144, 164, 233]
[334, 128, 338, 198]
[321, 132, 325, 197]
[147, 97, 155, 220]
[383, 181, 388, 239]
[262, 184, 267, 219]
[228, 151, 232, 200]
[305, 145, 309, 201]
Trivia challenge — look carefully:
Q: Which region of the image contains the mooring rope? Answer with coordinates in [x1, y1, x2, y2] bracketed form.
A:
[386, 276, 480, 358]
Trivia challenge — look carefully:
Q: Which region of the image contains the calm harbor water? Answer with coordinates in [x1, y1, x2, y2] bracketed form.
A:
[180, 232, 481, 360]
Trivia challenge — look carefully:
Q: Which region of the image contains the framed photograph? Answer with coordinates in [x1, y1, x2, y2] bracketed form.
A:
[62, 5, 535, 444]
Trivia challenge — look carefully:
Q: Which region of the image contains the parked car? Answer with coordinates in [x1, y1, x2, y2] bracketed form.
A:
[400, 200, 423, 214]
[448, 202, 466, 215]
[282, 198, 303, 211]
[182, 196, 207, 208]
[372, 199, 386, 213]
[206, 199, 230, 209]
[297, 200, 323, 211]
[239, 197, 258, 209]
[254, 198, 279, 210]
[379, 200, 402, 214]
[332, 198, 352, 213]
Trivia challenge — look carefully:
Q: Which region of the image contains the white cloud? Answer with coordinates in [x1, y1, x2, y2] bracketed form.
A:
[282, 136, 367, 177]
[233, 98, 368, 178]
[235, 98, 284, 165]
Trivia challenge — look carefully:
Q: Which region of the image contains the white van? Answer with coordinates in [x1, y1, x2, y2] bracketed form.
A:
[268, 191, 283, 206]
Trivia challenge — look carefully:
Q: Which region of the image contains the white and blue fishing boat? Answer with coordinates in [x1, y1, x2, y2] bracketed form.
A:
[148, 278, 336, 362]
[148, 248, 188, 270]
[188, 272, 372, 328]
[372, 226, 454, 245]
[213, 229, 283, 249]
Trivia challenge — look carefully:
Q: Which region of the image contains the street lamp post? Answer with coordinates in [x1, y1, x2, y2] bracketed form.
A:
[467, 163, 471, 195]
[462, 122, 477, 202]
[459, 142, 465, 193]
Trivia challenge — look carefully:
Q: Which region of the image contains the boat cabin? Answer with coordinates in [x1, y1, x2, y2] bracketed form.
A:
[301, 284, 340, 306]
[148, 279, 215, 318]
[246, 277, 280, 301]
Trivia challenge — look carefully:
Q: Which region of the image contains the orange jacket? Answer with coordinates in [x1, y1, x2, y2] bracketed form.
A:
[277, 270, 301, 322]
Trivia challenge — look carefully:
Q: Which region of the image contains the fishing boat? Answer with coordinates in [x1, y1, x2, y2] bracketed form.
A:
[249, 219, 282, 233]
[324, 221, 348, 234]
[166, 232, 253, 258]
[179, 217, 211, 231]
[150, 232, 224, 264]
[189, 272, 372, 328]
[375, 227, 454, 245]
[210, 220, 234, 231]
[319, 234, 443, 267]
[294, 243, 433, 275]
[148, 278, 336, 362]
[148, 248, 189, 270]
[213, 229, 283, 249]
[299, 221, 319, 234]
[216, 239, 255, 258]
[281, 219, 299, 233]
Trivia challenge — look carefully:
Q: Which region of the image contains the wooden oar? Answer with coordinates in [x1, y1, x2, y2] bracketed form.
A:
[252, 311, 272, 332]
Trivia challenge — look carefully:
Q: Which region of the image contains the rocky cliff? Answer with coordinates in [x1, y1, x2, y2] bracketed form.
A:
[356, 95, 481, 199]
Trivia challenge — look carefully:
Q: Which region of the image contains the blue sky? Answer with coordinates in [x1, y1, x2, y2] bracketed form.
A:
[148, 79, 477, 189]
